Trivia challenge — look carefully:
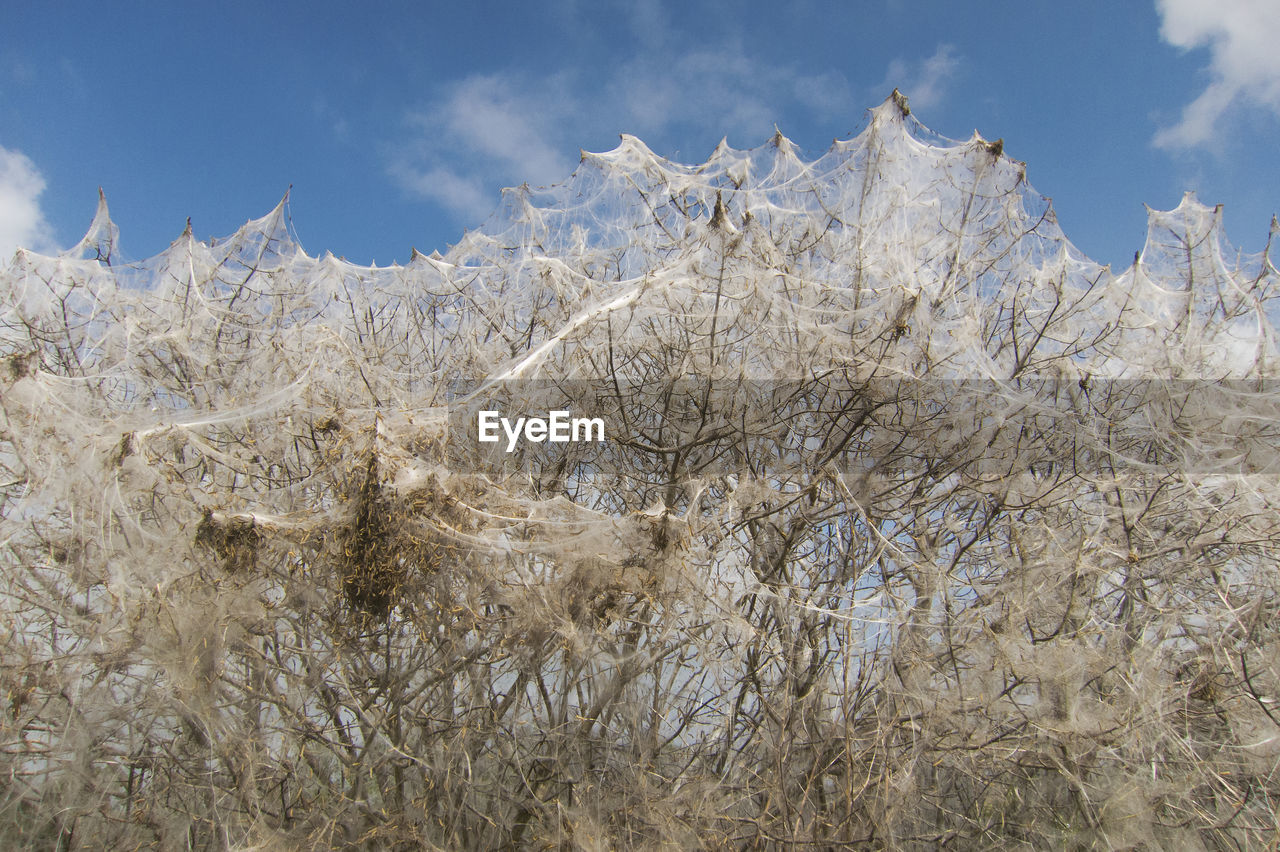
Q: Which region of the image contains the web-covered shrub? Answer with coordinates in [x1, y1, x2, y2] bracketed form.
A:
[2, 93, 1278, 850]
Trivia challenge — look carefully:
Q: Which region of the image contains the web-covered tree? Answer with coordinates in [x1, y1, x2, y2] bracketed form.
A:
[2, 93, 1278, 849]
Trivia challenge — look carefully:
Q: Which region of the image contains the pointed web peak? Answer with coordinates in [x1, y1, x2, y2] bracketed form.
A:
[1139, 191, 1235, 287]
[707, 137, 733, 161]
[708, 190, 734, 232]
[270, 187, 293, 228]
[1266, 215, 1279, 272]
[1174, 190, 1224, 220]
[1148, 191, 1222, 223]
[609, 133, 662, 163]
[1172, 190, 1201, 212]
[767, 128, 803, 165]
[1150, 191, 1223, 231]
[216, 190, 299, 270]
[580, 133, 671, 176]
[62, 188, 120, 264]
[958, 130, 1005, 162]
[869, 90, 910, 127]
[890, 88, 910, 116]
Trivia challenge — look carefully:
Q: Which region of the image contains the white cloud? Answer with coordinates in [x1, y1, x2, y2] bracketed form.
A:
[389, 28, 856, 222]
[394, 166, 491, 223]
[1154, 0, 1280, 148]
[392, 73, 579, 221]
[879, 45, 958, 111]
[626, 0, 669, 50]
[436, 75, 572, 185]
[311, 95, 350, 140]
[0, 145, 56, 258]
[607, 42, 852, 143]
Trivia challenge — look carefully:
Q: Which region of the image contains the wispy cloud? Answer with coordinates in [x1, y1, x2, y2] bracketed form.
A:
[311, 95, 350, 141]
[394, 166, 494, 223]
[391, 73, 580, 221]
[1154, 0, 1280, 149]
[879, 45, 959, 111]
[607, 40, 852, 143]
[626, 0, 670, 51]
[388, 3, 865, 226]
[0, 145, 56, 259]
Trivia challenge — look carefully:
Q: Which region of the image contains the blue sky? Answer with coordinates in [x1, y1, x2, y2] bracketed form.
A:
[1, 1, 1277, 270]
